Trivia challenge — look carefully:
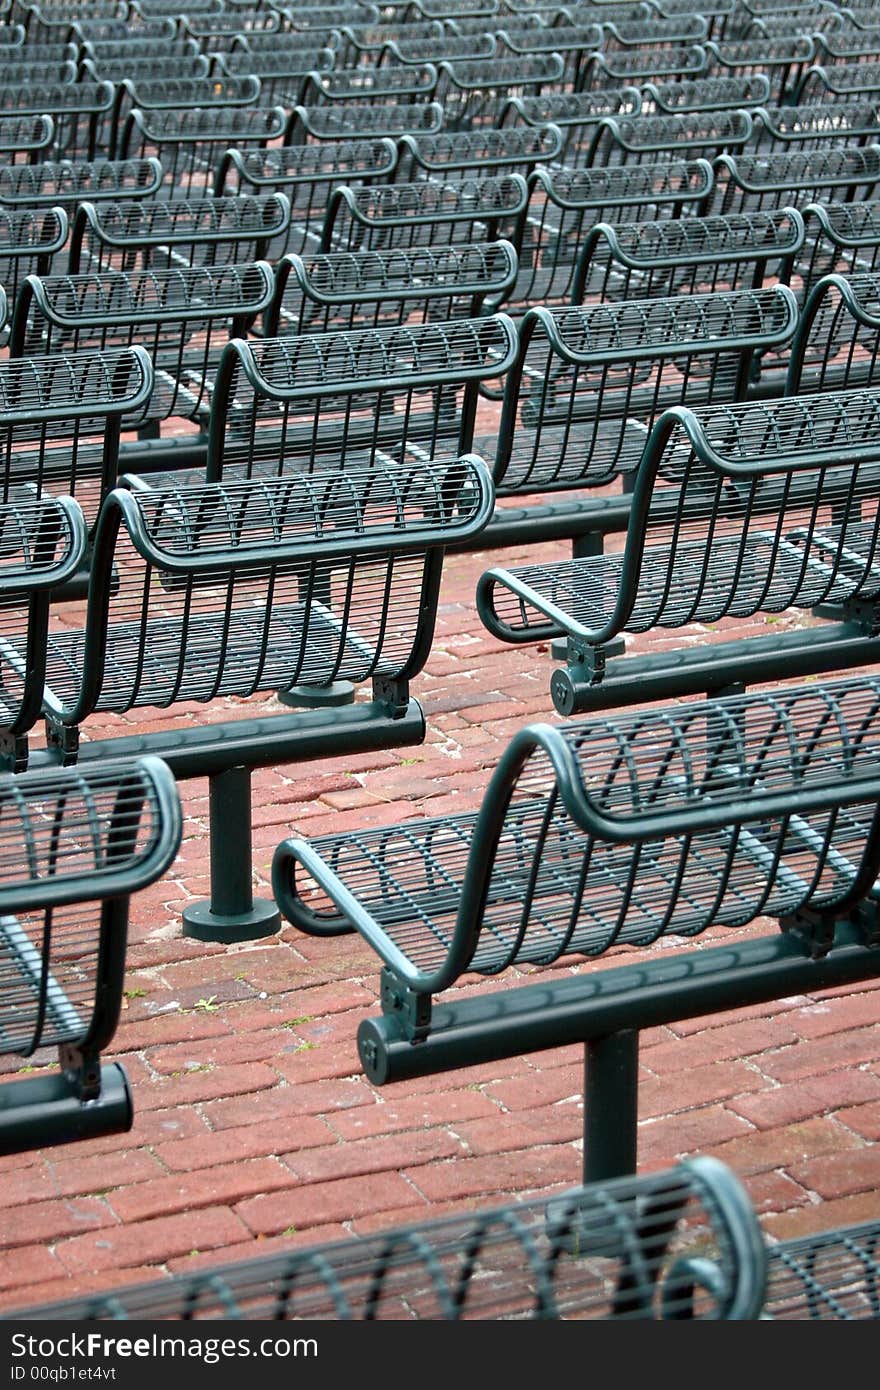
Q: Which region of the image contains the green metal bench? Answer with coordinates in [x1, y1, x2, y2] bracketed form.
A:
[1, 1157, 767, 1319]
[265, 242, 517, 337]
[477, 387, 880, 713]
[434, 54, 567, 130]
[0, 112, 55, 164]
[499, 87, 642, 168]
[469, 287, 797, 553]
[9, 261, 274, 467]
[273, 674, 880, 1180]
[569, 207, 803, 307]
[116, 103, 287, 202]
[584, 109, 754, 168]
[748, 103, 880, 156]
[6, 317, 518, 945]
[0, 752, 180, 1155]
[0, 157, 164, 215]
[786, 270, 880, 396]
[641, 73, 770, 113]
[286, 100, 444, 146]
[704, 35, 814, 105]
[709, 146, 880, 217]
[795, 199, 880, 305]
[0, 206, 67, 323]
[0, 489, 86, 769]
[213, 138, 398, 261]
[320, 175, 528, 255]
[395, 126, 563, 183]
[503, 158, 716, 316]
[0, 79, 114, 160]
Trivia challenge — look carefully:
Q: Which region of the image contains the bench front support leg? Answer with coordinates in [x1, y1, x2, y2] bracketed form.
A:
[583, 1029, 640, 1184]
[182, 765, 281, 944]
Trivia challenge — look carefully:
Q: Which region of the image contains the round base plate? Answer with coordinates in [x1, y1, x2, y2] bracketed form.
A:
[182, 897, 281, 944]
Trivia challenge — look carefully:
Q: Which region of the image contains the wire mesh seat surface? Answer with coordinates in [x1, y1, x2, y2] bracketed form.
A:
[1, 1158, 767, 1320]
[764, 1221, 880, 1319]
[0, 753, 181, 1155]
[274, 674, 880, 985]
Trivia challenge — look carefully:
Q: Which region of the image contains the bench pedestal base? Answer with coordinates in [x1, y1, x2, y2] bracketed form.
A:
[182, 897, 280, 944]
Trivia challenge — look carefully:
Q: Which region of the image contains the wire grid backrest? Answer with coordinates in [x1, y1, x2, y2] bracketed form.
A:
[797, 61, 880, 104]
[301, 64, 438, 106]
[395, 126, 562, 182]
[641, 74, 771, 112]
[794, 200, 880, 305]
[117, 106, 287, 201]
[507, 160, 715, 314]
[580, 45, 709, 92]
[434, 55, 567, 129]
[0, 80, 114, 160]
[585, 110, 754, 169]
[208, 316, 518, 484]
[492, 288, 797, 494]
[41, 458, 494, 722]
[710, 146, 880, 216]
[572, 208, 804, 307]
[747, 102, 880, 156]
[109, 73, 262, 155]
[275, 676, 880, 985]
[11, 263, 274, 426]
[68, 195, 291, 274]
[0, 113, 55, 163]
[2, 1158, 766, 1320]
[215, 139, 398, 261]
[0, 159, 163, 214]
[268, 243, 518, 337]
[321, 176, 528, 255]
[787, 272, 880, 395]
[0, 755, 179, 1059]
[287, 102, 444, 144]
[0, 206, 68, 308]
[0, 345, 152, 520]
[704, 36, 814, 103]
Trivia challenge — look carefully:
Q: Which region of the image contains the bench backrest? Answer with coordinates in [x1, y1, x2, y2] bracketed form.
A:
[396, 126, 562, 182]
[709, 146, 880, 216]
[0, 344, 152, 519]
[0, 1157, 766, 1319]
[0, 206, 68, 306]
[571, 208, 803, 307]
[67, 193, 290, 274]
[10, 263, 274, 426]
[794, 199, 880, 304]
[320, 176, 528, 255]
[36, 456, 495, 734]
[787, 271, 880, 395]
[585, 110, 754, 168]
[116, 104, 287, 200]
[266, 243, 517, 337]
[0, 753, 180, 1155]
[0, 158, 163, 213]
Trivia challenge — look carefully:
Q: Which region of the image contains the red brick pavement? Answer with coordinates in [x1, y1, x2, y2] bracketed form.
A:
[1, 536, 879, 1311]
